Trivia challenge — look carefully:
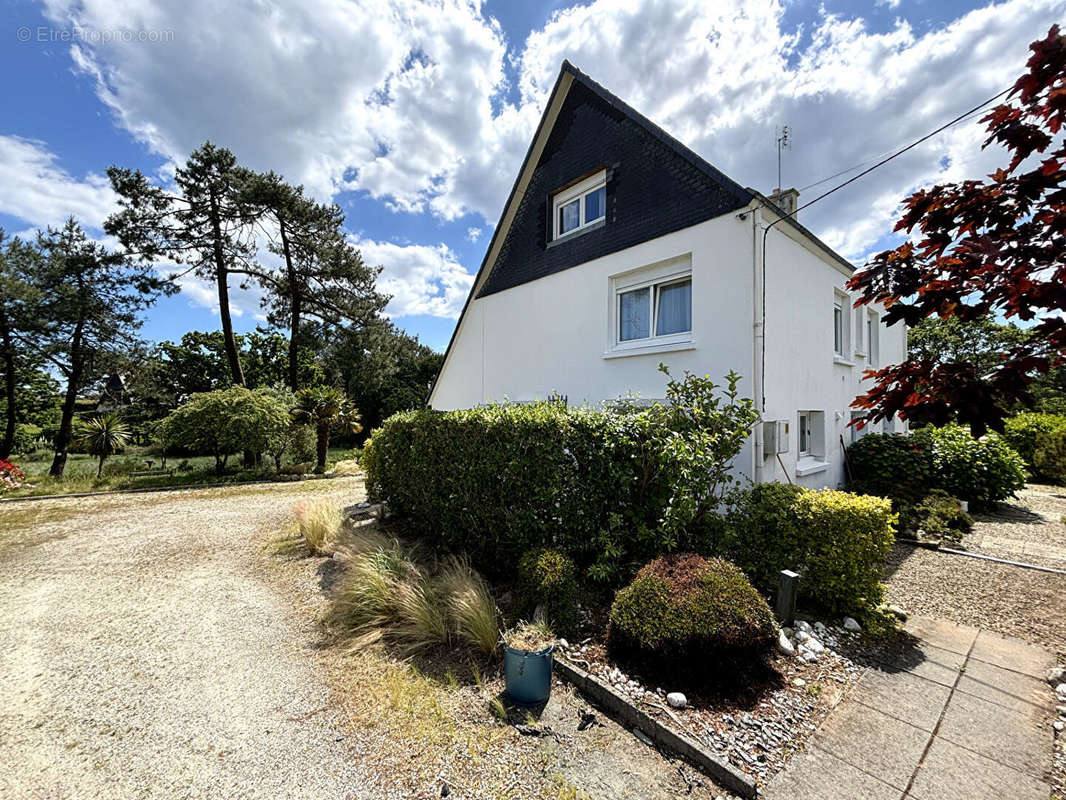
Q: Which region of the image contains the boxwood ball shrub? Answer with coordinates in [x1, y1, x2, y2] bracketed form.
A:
[726, 485, 895, 613]
[607, 554, 776, 672]
[517, 548, 579, 631]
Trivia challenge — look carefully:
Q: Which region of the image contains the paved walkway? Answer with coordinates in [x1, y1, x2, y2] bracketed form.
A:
[764, 616, 1057, 800]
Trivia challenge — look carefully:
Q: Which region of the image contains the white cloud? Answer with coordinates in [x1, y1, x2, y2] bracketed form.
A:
[466, 226, 482, 242]
[19, 0, 1066, 321]
[0, 135, 117, 231]
[354, 236, 474, 318]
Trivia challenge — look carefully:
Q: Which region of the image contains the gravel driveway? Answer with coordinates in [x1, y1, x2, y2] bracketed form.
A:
[0, 479, 371, 800]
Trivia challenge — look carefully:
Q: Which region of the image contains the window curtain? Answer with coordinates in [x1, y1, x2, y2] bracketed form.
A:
[619, 288, 650, 340]
[655, 280, 691, 335]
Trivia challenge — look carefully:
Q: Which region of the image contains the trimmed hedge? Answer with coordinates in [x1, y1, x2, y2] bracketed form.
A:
[363, 370, 756, 584]
[517, 548, 579, 632]
[362, 404, 655, 579]
[607, 554, 776, 669]
[727, 485, 895, 613]
[848, 425, 1025, 505]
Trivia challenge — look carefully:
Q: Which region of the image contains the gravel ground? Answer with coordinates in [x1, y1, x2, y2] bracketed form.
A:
[959, 483, 1066, 569]
[884, 483, 1066, 663]
[0, 479, 373, 800]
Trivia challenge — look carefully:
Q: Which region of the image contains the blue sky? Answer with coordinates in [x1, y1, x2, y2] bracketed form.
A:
[1, 0, 1060, 351]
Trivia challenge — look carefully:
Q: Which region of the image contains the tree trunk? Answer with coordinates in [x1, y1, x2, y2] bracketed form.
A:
[0, 307, 16, 460]
[278, 218, 302, 391]
[208, 190, 245, 387]
[315, 421, 330, 473]
[49, 320, 84, 478]
[97, 454, 105, 478]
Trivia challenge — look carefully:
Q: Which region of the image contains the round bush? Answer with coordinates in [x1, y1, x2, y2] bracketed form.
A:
[911, 424, 1026, 504]
[517, 548, 579, 631]
[607, 554, 776, 669]
[846, 433, 933, 498]
[1034, 426, 1066, 485]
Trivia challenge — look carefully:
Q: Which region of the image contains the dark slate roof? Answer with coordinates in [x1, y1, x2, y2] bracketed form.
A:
[429, 62, 855, 401]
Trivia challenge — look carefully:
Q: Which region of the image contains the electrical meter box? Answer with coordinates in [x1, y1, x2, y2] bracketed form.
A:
[763, 419, 790, 454]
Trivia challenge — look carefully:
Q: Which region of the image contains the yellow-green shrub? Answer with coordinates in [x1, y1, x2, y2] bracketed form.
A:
[727, 485, 895, 613]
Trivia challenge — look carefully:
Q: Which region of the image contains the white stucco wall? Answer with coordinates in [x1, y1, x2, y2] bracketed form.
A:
[432, 212, 757, 411]
[431, 204, 907, 488]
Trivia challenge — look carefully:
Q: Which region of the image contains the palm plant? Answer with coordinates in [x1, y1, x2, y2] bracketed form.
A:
[76, 414, 131, 477]
[291, 386, 361, 473]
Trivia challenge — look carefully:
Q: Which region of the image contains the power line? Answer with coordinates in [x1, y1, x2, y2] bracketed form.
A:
[795, 96, 1003, 193]
[779, 84, 1012, 221]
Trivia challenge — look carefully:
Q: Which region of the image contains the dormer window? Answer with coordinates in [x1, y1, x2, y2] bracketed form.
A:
[552, 170, 606, 240]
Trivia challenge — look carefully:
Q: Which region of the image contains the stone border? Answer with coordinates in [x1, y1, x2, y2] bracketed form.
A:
[1, 472, 351, 504]
[553, 655, 757, 798]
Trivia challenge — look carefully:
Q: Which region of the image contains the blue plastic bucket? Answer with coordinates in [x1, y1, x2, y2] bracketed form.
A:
[504, 644, 554, 705]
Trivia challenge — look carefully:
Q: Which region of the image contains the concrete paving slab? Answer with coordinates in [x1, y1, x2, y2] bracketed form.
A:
[852, 668, 952, 732]
[936, 689, 1052, 779]
[903, 617, 978, 656]
[881, 639, 964, 687]
[761, 744, 901, 800]
[955, 657, 1052, 715]
[813, 700, 929, 789]
[970, 629, 1056, 679]
[907, 736, 1051, 800]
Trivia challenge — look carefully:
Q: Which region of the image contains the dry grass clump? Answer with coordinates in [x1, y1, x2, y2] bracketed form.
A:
[439, 556, 501, 655]
[293, 499, 343, 554]
[332, 459, 361, 476]
[503, 620, 555, 653]
[330, 536, 500, 654]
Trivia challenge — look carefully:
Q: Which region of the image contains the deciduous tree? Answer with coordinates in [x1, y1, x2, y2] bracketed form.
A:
[849, 26, 1066, 434]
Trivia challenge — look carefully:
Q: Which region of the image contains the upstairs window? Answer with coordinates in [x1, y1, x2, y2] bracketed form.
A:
[866, 310, 880, 367]
[833, 289, 851, 359]
[553, 171, 606, 240]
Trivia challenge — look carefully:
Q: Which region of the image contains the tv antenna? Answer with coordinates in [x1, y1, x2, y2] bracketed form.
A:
[776, 125, 791, 190]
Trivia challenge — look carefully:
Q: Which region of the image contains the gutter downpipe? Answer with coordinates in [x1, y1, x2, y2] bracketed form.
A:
[750, 204, 764, 485]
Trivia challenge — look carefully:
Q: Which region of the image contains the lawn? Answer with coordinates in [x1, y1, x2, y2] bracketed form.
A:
[5, 446, 361, 498]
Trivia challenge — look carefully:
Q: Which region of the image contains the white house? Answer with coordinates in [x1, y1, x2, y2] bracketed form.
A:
[430, 62, 906, 489]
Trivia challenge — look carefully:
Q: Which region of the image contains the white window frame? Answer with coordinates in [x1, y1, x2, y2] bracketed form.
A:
[798, 411, 813, 457]
[853, 306, 865, 357]
[867, 310, 880, 367]
[833, 289, 851, 361]
[606, 255, 694, 358]
[796, 409, 829, 475]
[552, 170, 606, 241]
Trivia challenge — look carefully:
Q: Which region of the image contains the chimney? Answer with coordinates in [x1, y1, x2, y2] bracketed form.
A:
[769, 187, 799, 218]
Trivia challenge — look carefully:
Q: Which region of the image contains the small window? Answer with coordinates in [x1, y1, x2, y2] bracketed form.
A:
[867, 311, 880, 367]
[854, 307, 865, 355]
[798, 412, 812, 456]
[553, 171, 606, 240]
[797, 410, 825, 459]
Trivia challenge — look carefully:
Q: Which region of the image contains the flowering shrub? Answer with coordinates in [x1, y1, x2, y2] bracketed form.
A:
[0, 459, 30, 492]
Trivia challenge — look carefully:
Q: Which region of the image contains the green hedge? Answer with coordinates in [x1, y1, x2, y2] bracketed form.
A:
[362, 404, 667, 581]
[607, 554, 776, 671]
[848, 425, 1025, 504]
[727, 484, 895, 613]
[1034, 426, 1066, 485]
[1004, 412, 1066, 480]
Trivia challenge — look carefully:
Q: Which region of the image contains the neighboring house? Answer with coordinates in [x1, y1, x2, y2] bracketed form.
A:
[430, 61, 906, 489]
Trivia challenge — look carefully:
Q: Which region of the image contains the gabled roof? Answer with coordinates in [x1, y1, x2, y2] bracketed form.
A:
[429, 61, 855, 402]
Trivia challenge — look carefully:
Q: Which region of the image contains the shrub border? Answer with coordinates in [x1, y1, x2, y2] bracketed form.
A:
[553, 655, 757, 798]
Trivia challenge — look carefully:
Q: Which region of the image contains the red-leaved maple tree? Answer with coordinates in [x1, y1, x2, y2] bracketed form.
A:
[849, 25, 1066, 435]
